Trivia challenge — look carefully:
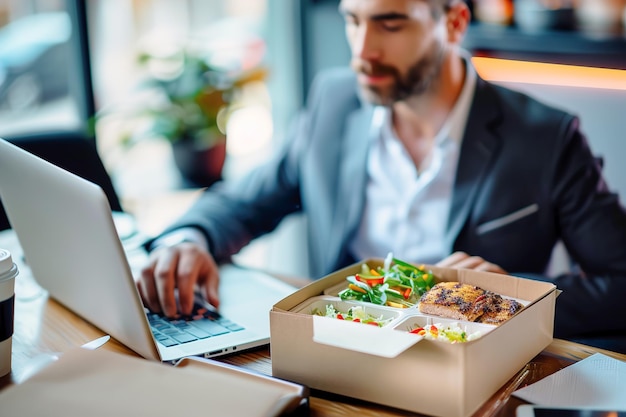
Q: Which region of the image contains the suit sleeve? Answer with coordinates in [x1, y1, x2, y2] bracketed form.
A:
[156, 115, 306, 263]
[539, 116, 626, 339]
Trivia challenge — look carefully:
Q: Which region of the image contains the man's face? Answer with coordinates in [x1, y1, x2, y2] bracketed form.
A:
[339, 0, 449, 106]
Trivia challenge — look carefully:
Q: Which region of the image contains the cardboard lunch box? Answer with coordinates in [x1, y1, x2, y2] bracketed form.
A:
[270, 259, 558, 417]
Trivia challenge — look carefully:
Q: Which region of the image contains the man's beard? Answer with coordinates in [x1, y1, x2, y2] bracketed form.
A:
[354, 43, 445, 106]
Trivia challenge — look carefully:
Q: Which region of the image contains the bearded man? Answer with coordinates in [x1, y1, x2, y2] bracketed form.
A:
[137, 0, 626, 353]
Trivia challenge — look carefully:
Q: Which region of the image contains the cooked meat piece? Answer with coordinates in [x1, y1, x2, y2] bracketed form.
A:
[418, 281, 489, 322]
[477, 294, 524, 325]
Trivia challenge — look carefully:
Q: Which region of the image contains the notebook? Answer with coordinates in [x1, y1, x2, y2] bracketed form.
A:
[0, 138, 297, 363]
[0, 347, 309, 417]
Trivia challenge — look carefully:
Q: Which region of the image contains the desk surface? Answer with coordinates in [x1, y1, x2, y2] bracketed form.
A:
[5, 292, 626, 417]
[2, 198, 626, 416]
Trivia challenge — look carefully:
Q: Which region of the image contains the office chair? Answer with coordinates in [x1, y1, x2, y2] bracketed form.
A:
[0, 131, 123, 231]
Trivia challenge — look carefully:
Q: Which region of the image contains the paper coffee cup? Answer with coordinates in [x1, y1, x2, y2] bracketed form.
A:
[0, 248, 18, 377]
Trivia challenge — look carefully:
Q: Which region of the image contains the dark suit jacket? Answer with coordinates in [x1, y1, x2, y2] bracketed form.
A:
[165, 67, 626, 349]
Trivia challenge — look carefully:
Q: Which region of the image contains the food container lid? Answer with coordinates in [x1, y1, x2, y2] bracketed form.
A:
[0, 249, 18, 281]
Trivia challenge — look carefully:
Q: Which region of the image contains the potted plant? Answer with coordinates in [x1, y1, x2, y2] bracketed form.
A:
[111, 41, 267, 187]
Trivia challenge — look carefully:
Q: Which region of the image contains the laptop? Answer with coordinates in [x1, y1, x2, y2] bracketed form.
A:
[0, 138, 297, 363]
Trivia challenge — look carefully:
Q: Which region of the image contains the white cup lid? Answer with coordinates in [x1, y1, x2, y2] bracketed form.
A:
[0, 249, 13, 275]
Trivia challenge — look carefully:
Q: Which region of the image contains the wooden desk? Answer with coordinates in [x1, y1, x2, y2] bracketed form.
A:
[2, 228, 625, 417]
[0, 232, 626, 417]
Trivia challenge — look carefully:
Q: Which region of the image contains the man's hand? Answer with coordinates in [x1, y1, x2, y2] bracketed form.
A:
[136, 242, 220, 317]
[436, 251, 507, 274]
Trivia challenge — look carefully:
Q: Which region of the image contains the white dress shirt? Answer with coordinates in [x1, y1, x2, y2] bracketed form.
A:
[350, 57, 477, 265]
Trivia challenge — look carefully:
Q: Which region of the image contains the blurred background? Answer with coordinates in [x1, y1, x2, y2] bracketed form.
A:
[0, 0, 625, 276]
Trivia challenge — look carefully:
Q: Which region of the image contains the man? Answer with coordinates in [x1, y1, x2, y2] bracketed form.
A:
[137, 0, 626, 352]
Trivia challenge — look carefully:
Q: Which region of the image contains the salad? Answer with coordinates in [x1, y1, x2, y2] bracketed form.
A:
[312, 304, 393, 327]
[338, 253, 436, 308]
[408, 322, 483, 343]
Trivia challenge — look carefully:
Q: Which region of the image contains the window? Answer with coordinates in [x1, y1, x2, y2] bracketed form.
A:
[0, 0, 94, 139]
[87, 0, 302, 197]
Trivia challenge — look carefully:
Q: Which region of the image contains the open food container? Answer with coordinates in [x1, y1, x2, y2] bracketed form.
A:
[270, 258, 558, 417]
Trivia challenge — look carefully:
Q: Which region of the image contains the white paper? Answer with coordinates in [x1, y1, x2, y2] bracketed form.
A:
[513, 353, 626, 410]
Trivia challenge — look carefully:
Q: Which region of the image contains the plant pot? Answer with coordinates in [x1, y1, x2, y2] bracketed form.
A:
[514, 1, 575, 32]
[172, 138, 227, 187]
[473, 0, 514, 26]
[575, 0, 626, 34]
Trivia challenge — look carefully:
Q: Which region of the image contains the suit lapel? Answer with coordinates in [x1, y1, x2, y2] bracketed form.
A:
[326, 105, 375, 270]
[324, 79, 503, 266]
[445, 78, 502, 252]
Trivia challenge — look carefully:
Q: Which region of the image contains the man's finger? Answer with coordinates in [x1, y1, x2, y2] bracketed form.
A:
[436, 251, 469, 267]
[176, 246, 207, 315]
[138, 264, 161, 314]
[437, 252, 507, 275]
[152, 248, 180, 317]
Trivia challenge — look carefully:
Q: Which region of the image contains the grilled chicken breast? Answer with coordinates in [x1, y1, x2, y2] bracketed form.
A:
[418, 281, 489, 322]
[418, 281, 523, 324]
[476, 294, 524, 325]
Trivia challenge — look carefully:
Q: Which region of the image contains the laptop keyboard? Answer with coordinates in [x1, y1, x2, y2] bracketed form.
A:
[147, 303, 245, 347]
